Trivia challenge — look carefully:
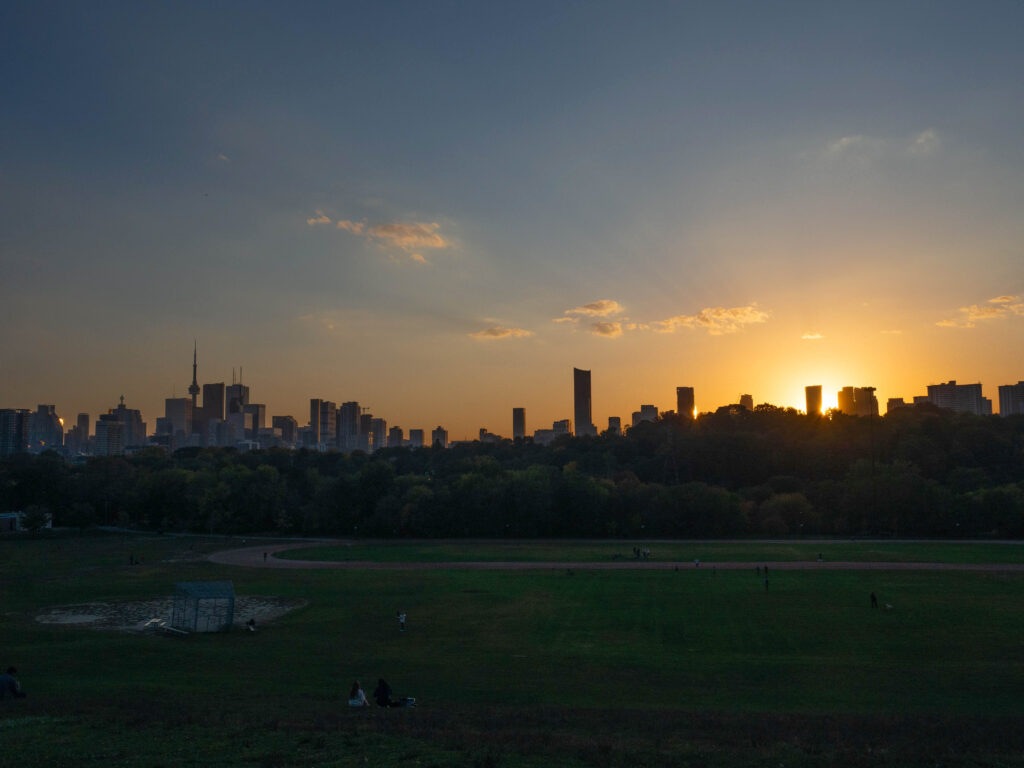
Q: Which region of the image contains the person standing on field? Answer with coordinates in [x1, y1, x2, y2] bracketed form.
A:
[397, 611, 406, 632]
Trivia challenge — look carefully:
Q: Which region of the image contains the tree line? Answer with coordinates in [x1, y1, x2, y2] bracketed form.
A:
[2, 404, 1023, 538]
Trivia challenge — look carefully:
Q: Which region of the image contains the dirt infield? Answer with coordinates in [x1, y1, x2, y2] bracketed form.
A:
[208, 543, 1024, 571]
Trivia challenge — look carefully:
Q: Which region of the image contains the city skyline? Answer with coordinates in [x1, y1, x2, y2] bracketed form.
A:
[3, 3, 1024, 439]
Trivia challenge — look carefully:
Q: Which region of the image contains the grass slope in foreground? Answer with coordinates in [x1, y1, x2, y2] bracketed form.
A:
[2, 533, 1023, 766]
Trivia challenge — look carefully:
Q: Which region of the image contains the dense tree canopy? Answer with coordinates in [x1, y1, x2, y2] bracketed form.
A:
[2, 405, 1023, 538]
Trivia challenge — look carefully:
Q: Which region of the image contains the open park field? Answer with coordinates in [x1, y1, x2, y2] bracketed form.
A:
[2, 532, 1023, 766]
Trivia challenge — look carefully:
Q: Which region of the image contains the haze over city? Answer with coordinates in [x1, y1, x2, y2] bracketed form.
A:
[3, 2, 1023, 438]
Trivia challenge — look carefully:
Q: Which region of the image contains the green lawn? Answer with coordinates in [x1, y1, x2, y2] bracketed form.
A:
[276, 539, 1024, 564]
[2, 532, 1023, 767]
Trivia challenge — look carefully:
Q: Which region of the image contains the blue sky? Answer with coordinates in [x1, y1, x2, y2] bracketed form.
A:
[3, 1, 1023, 435]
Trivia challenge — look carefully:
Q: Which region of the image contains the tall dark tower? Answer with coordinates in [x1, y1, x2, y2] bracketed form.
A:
[188, 341, 200, 408]
[573, 367, 595, 437]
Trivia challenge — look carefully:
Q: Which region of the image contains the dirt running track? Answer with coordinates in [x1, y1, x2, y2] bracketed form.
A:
[208, 543, 1024, 571]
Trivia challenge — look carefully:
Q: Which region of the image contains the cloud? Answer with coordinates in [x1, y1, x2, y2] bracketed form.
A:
[880, 329, 903, 335]
[307, 210, 332, 226]
[937, 295, 1024, 328]
[468, 326, 533, 340]
[651, 304, 770, 335]
[336, 219, 365, 234]
[824, 135, 870, 156]
[590, 321, 623, 338]
[217, 153, 230, 162]
[801, 332, 824, 340]
[909, 129, 940, 155]
[562, 299, 623, 318]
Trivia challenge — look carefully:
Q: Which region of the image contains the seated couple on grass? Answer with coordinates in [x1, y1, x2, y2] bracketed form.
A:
[348, 679, 415, 708]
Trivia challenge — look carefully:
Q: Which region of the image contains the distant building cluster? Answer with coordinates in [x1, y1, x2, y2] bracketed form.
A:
[1, 344, 1021, 458]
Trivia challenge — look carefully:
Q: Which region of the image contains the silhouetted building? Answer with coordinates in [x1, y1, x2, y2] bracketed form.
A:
[338, 401, 360, 451]
[388, 426, 404, 448]
[309, 398, 337, 446]
[94, 417, 124, 456]
[431, 426, 448, 448]
[0, 409, 31, 456]
[739, 394, 753, 411]
[478, 428, 501, 443]
[999, 382, 1024, 416]
[409, 429, 424, 448]
[573, 368, 595, 437]
[243, 403, 266, 439]
[188, 342, 200, 408]
[164, 398, 193, 438]
[837, 387, 878, 417]
[631, 404, 658, 426]
[64, 413, 90, 455]
[676, 387, 695, 419]
[272, 415, 298, 446]
[926, 381, 989, 415]
[370, 417, 387, 451]
[96, 396, 147, 451]
[29, 405, 63, 452]
[512, 407, 526, 440]
[607, 416, 621, 435]
[886, 397, 910, 414]
[226, 382, 250, 416]
[805, 385, 822, 416]
[358, 413, 373, 451]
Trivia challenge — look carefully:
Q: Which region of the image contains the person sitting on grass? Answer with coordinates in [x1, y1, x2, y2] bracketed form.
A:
[0, 667, 26, 700]
[348, 681, 369, 707]
[374, 678, 416, 708]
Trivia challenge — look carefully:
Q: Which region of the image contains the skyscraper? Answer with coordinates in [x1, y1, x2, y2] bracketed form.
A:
[0, 409, 31, 456]
[409, 429, 425, 448]
[926, 381, 989, 415]
[739, 394, 753, 411]
[607, 416, 621, 435]
[805, 385, 822, 416]
[369, 417, 387, 451]
[676, 387, 695, 419]
[998, 382, 1024, 416]
[431, 426, 448, 448]
[573, 367, 595, 437]
[512, 407, 526, 440]
[338, 402, 360, 451]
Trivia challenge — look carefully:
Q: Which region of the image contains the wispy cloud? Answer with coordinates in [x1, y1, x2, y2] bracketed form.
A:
[651, 305, 770, 335]
[801, 332, 824, 340]
[590, 321, 623, 338]
[937, 295, 1024, 328]
[818, 128, 941, 160]
[307, 209, 332, 226]
[909, 128, 940, 155]
[332, 218, 451, 263]
[880, 329, 903, 335]
[560, 300, 623, 320]
[468, 326, 533, 340]
[217, 153, 230, 162]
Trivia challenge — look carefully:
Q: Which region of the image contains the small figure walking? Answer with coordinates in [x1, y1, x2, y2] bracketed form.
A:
[397, 611, 406, 632]
[817, 553, 823, 563]
[694, 558, 700, 568]
[870, 592, 878, 609]
[263, 551, 268, 563]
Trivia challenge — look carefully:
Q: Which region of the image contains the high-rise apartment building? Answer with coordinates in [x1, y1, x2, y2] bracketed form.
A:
[926, 381, 991, 416]
[243, 404, 266, 439]
[512, 407, 526, 440]
[29, 405, 64, 452]
[388, 426, 404, 448]
[164, 398, 193, 437]
[226, 383, 250, 416]
[358, 413, 373, 452]
[370, 417, 387, 451]
[805, 385, 822, 416]
[0, 409, 31, 456]
[272, 415, 298, 446]
[408, 429, 424, 448]
[837, 387, 878, 416]
[573, 368, 596, 437]
[97, 396, 147, 450]
[431, 426, 448, 448]
[309, 399, 337, 446]
[998, 382, 1024, 416]
[607, 416, 621, 435]
[676, 387, 695, 419]
[338, 402, 360, 451]
[739, 394, 753, 411]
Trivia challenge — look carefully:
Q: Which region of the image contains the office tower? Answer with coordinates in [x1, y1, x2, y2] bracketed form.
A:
[631, 404, 658, 426]
[999, 382, 1024, 416]
[226, 382, 250, 416]
[431, 426, 448, 448]
[837, 387, 856, 415]
[94, 416, 125, 456]
[29, 405, 64, 452]
[607, 416, 621, 435]
[512, 407, 526, 440]
[573, 368, 596, 437]
[272, 415, 298, 446]
[388, 426, 404, 448]
[164, 398, 193, 437]
[358, 413, 373, 451]
[77, 413, 89, 440]
[854, 387, 879, 417]
[805, 385, 822, 416]
[739, 394, 753, 411]
[370, 417, 387, 451]
[676, 387, 695, 419]
[926, 381, 987, 416]
[243, 404, 266, 438]
[552, 419, 572, 436]
[202, 383, 225, 421]
[0, 409, 31, 456]
[188, 342, 200, 408]
[98, 396, 148, 449]
[409, 429, 424, 448]
[338, 402, 360, 451]
[309, 399, 337, 446]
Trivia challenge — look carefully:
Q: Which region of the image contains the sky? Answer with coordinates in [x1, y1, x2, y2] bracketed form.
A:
[2, 1, 1023, 438]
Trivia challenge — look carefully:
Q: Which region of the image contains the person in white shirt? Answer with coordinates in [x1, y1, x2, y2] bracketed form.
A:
[348, 681, 369, 707]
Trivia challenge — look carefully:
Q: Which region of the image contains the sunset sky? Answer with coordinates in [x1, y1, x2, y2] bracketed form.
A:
[3, 2, 1023, 438]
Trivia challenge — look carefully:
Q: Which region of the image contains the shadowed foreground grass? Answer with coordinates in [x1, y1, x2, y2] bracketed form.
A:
[2, 532, 1024, 766]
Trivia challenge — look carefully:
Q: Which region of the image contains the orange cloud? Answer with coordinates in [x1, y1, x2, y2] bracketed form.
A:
[651, 305, 770, 335]
[562, 299, 623, 318]
[801, 332, 824, 340]
[938, 296, 1024, 328]
[590, 321, 623, 338]
[307, 210, 332, 225]
[468, 326, 533, 340]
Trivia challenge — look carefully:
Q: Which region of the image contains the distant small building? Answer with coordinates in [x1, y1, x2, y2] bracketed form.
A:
[171, 581, 235, 633]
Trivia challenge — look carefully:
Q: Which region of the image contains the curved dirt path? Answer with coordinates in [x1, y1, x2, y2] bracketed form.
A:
[208, 543, 1024, 571]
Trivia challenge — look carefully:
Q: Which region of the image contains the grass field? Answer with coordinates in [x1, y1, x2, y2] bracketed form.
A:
[2, 532, 1023, 766]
